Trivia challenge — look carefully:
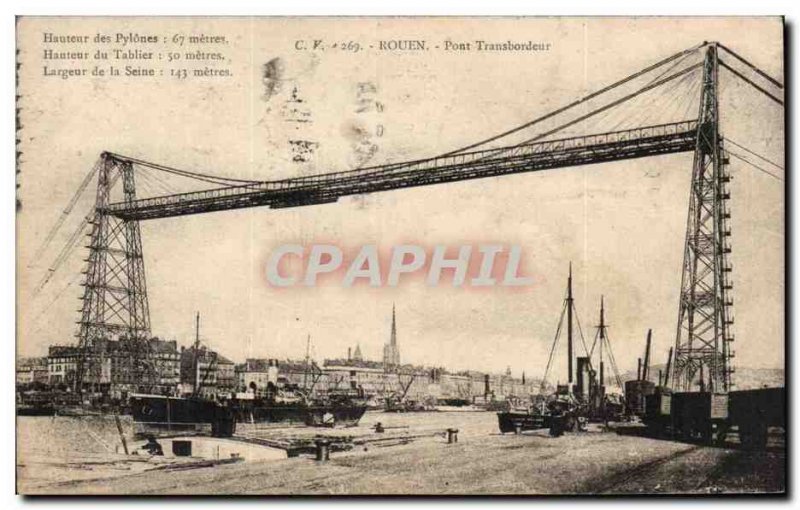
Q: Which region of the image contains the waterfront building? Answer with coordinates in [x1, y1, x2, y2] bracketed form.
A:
[46, 338, 180, 395]
[179, 345, 236, 398]
[235, 358, 279, 395]
[16, 357, 48, 386]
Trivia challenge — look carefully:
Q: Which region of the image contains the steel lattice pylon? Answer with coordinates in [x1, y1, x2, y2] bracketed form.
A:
[75, 153, 153, 390]
[672, 44, 735, 393]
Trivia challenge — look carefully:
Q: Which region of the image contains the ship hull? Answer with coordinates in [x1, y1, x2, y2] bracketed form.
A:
[233, 401, 367, 428]
[129, 394, 236, 437]
[497, 411, 547, 433]
[16, 404, 56, 416]
[130, 394, 220, 425]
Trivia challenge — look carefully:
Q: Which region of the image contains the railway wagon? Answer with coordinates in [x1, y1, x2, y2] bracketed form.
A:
[728, 387, 785, 449]
[643, 387, 785, 449]
[624, 380, 655, 417]
[670, 391, 729, 444]
[642, 387, 671, 436]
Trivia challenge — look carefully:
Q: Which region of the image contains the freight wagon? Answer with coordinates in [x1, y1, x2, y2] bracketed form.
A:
[642, 387, 784, 449]
[728, 387, 785, 449]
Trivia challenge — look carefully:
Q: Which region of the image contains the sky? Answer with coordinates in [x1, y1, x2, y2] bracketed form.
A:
[17, 17, 784, 383]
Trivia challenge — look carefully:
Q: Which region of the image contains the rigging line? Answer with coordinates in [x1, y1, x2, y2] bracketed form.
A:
[513, 63, 702, 148]
[604, 92, 657, 133]
[135, 171, 159, 197]
[34, 215, 91, 293]
[541, 300, 568, 390]
[578, 76, 644, 134]
[674, 71, 703, 119]
[572, 304, 592, 359]
[463, 63, 702, 169]
[628, 70, 696, 129]
[138, 168, 175, 196]
[580, 53, 694, 134]
[125, 155, 264, 185]
[28, 271, 81, 325]
[144, 173, 174, 197]
[594, 90, 639, 132]
[661, 72, 701, 124]
[728, 151, 784, 182]
[144, 167, 179, 193]
[625, 51, 698, 128]
[141, 162, 259, 188]
[723, 138, 784, 170]
[664, 80, 697, 131]
[106, 153, 265, 186]
[31, 160, 100, 263]
[717, 42, 783, 89]
[142, 65, 701, 192]
[588, 327, 601, 359]
[645, 49, 696, 87]
[105, 48, 706, 187]
[603, 332, 624, 389]
[35, 172, 122, 293]
[440, 43, 706, 156]
[679, 74, 703, 122]
[586, 64, 687, 133]
[718, 59, 784, 106]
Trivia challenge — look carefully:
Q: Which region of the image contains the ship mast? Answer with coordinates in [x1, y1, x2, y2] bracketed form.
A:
[599, 296, 605, 387]
[303, 333, 311, 391]
[540, 263, 587, 393]
[567, 262, 574, 386]
[193, 312, 200, 396]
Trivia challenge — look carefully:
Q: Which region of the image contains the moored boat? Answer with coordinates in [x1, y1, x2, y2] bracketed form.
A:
[497, 410, 547, 433]
[129, 393, 236, 436]
[231, 391, 367, 428]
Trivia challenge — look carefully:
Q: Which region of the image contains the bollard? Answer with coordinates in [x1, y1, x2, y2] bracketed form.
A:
[514, 424, 522, 435]
[315, 438, 331, 462]
[446, 428, 459, 444]
[375, 422, 385, 433]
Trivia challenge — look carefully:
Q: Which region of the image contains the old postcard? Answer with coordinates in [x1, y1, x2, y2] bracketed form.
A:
[15, 16, 785, 495]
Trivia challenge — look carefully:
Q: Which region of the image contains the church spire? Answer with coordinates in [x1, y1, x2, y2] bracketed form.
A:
[391, 303, 397, 346]
[384, 303, 401, 369]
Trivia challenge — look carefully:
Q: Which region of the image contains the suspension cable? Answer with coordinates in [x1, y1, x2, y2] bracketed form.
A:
[35, 172, 121, 293]
[717, 42, 783, 89]
[718, 59, 784, 106]
[440, 43, 706, 156]
[724, 138, 784, 170]
[31, 159, 100, 262]
[728, 151, 784, 181]
[106, 153, 265, 186]
[515, 63, 703, 147]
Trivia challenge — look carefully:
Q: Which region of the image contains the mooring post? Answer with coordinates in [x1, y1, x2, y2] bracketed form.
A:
[114, 414, 129, 455]
[447, 428, 459, 444]
[315, 438, 331, 462]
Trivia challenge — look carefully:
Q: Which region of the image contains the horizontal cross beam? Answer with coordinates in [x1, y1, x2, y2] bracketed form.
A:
[104, 120, 698, 221]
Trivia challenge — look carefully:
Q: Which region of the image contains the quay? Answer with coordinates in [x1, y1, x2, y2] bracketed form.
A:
[17, 411, 784, 495]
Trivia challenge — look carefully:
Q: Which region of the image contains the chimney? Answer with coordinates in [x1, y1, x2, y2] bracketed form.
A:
[347, 347, 351, 360]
